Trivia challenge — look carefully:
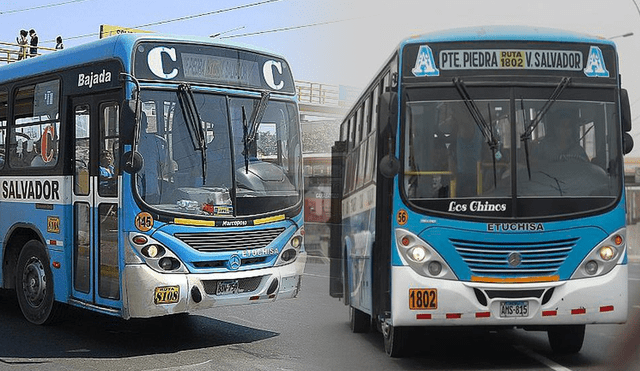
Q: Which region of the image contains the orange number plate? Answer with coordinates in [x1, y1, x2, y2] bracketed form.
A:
[409, 288, 437, 310]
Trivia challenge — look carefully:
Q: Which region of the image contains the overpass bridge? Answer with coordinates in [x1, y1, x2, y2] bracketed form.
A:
[295, 80, 358, 121]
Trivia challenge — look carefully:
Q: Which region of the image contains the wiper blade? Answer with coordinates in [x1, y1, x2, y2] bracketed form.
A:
[177, 83, 207, 185]
[453, 78, 499, 187]
[519, 77, 571, 180]
[242, 106, 249, 174]
[247, 91, 271, 145]
[242, 91, 271, 174]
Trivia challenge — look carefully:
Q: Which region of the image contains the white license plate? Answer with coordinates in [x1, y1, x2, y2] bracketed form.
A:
[500, 301, 529, 317]
[216, 280, 239, 295]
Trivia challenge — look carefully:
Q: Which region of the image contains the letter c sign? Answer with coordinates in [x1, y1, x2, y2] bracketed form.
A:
[148, 46, 179, 80]
[263, 60, 284, 90]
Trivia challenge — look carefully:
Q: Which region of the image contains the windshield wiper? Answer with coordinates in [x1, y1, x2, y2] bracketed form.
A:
[177, 83, 207, 185]
[453, 78, 499, 187]
[242, 91, 271, 174]
[520, 77, 571, 179]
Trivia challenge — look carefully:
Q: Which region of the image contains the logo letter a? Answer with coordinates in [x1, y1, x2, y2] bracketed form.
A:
[412, 45, 440, 77]
[583, 46, 609, 77]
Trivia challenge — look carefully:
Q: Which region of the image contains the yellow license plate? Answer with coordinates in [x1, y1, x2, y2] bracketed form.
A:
[409, 288, 437, 310]
[154, 286, 180, 304]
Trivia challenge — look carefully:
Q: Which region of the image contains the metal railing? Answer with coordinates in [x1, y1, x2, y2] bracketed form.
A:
[0, 41, 57, 63]
[296, 80, 340, 106]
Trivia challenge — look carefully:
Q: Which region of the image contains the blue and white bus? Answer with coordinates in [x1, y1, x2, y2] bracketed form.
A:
[0, 34, 305, 324]
[329, 26, 633, 356]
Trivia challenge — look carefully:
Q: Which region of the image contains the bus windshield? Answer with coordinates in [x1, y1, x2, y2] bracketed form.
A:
[402, 86, 622, 218]
[136, 89, 302, 217]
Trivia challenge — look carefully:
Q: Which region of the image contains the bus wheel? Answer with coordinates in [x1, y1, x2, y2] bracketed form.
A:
[383, 323, 408, 357]
[547, 325, 585, 354]
[15, 240, 64, 325]
[349, 306, 370, 333]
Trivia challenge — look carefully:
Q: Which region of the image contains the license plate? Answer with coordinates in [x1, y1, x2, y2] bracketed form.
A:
[409, 288, 437, 310]
[500, 301, 529, 317]
[216, 280, 239, 295]
[154, 286, 180, 304]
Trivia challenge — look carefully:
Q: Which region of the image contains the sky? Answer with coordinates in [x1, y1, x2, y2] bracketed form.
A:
[3, 0, 640, 154]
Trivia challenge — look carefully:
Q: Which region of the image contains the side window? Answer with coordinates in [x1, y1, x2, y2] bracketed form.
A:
[371, 84, 380, 130]
[74, 105, 90, 196]
[98, 103, 119, 197]
[0, 90, 7, 168]
[10, 80, 60, 168]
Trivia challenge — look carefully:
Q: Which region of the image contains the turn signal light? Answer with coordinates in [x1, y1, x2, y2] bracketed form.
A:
[614, 235, 623, 246]
[133, 235, 148, 245]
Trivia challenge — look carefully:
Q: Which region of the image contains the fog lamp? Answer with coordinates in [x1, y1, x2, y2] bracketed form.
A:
[428, 261, 442, 276]
[409, 246, 427, 262]
[585, 260, 598, 275]
[599, 246, 616, 261]
[281, 249, 297, 262]
[159, 257, 179, 270]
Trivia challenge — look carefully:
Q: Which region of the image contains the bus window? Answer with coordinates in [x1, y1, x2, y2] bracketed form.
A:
[11, 81, 60, 168]
[98, 103, 119, 197]
[74, 202, 91, 293]
[0, 90, 6, 168]
[74, 105, 90, 195]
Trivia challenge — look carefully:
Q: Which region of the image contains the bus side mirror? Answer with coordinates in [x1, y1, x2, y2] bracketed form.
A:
[624, 132, 634, 155]
[122, 150, 144, 174]
[380, 154, 400, 178]
[621, 89, 632, 132]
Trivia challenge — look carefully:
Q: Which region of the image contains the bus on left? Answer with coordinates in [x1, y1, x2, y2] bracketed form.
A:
[0, 34, 306, 324]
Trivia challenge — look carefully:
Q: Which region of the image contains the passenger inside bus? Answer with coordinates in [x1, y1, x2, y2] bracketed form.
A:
[532, 110, 589, 163]
[137, 112, 168, 204]
[99, 150, 116, 193]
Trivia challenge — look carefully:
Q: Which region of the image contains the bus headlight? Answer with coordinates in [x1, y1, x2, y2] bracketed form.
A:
[128, 233, 188, 273]
[395, 228, 457, 280]
[275, 228, 304, 266]
[599, 246, 616, 261]
[408, 246, 428, 262]
[571, 228, 625, 279]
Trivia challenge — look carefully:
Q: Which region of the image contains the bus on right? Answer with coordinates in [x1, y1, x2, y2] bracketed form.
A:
[329, 26, 634, 357]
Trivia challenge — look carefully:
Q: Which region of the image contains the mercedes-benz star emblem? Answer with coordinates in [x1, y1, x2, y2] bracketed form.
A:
[508, 252, 522, 267]
[229, 254, 241, 270]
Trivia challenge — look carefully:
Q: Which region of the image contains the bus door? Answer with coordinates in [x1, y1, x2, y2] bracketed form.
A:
[71, 93, 121, 310]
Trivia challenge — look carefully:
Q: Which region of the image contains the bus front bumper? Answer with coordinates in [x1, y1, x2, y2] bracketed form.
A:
[122, 253, 306, 319]
[390, 263, 627, 327]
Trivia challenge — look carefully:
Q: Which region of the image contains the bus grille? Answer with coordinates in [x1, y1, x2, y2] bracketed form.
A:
[175, 228, 286, 252]
[451, 237, 576, 276]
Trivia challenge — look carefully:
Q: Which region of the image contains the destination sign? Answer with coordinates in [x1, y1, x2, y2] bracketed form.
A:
[404, 42, 615, 79]
[439, 49, 583, 71]
[134, 42, 295, 94]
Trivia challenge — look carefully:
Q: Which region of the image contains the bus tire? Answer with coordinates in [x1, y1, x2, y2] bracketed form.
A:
[383, 324, 408, 357]
[547, 325, 585, 354]
[15, 240, 64, 325]
[349, 305, 370, 333]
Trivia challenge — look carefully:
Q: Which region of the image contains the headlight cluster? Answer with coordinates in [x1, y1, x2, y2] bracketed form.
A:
[571, 228, 626, 279]
[275, 228, 304, 266]
[395, 228, 457, 280]
[128, 233, 188, 273]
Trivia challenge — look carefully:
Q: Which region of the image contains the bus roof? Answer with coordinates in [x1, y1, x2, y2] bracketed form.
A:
[402, 25, 614, 47]
[0, 33, 289, 85]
